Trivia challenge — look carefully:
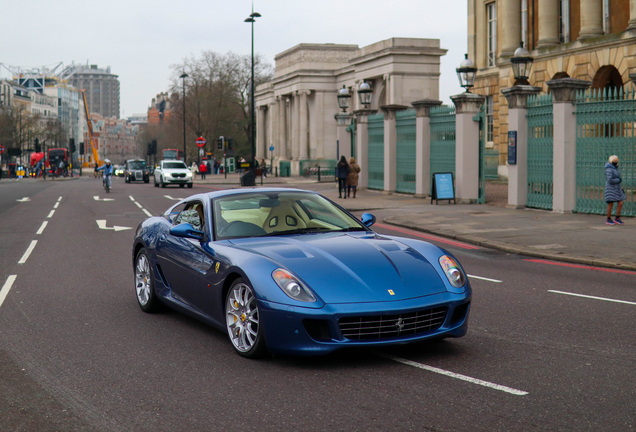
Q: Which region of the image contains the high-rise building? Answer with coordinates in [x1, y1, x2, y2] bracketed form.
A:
[67, 64, 120, 119]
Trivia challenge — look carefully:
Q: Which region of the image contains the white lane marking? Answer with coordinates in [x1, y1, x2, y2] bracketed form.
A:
[36, 221, 48, 235]
[142, 209, 152, 217]
[0, 275, 17, 308]
[130, 195, 152, 217]
[53, 202, 60, 209]
[16, 197, 31, 202]
[164, 195, 182, 201]
[18, 240, 38, 264]
[96, 220, 132, 232]
[468, 274, 502, 283]
[134, 202, 143, 209]
[129, 196, 135, 202]
[57, 196, 62, 202]
[47, 210, 55, 218]
[380, 354, 528, 396]
[93, 196, 114, 201]
[548, 290, 636, 306]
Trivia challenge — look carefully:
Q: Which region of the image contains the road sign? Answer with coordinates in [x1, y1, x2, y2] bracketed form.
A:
[199, 148, 205, 156]
[269, 145, 274, 152]
[0, 145, 4, 154]
[196, 137, 206, 148]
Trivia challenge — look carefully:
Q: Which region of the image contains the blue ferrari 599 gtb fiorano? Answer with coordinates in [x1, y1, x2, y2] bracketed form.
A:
[132, 188, 471, 358]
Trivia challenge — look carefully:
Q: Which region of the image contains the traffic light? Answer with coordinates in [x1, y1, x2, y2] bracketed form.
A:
[79, 142, 85, 155]
[34, 138, 40, 153]
[217, 136, 224, 150]
[228, 137, 233, 150]
[69, 138, 76, 154]
[152, 140, 158, 155]
[147, 142, 152, 155]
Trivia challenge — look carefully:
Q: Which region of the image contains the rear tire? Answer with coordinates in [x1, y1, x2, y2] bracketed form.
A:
[134, 248, 161, 313]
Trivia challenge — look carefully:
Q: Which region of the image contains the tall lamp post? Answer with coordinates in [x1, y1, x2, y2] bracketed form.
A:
[180, 72, 188, 162]
[335, 85, 352, 162]
[245, 10, 261, 179]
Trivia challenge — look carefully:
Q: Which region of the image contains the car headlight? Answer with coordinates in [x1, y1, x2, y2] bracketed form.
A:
[438, 255, 466, 288]
[186, 172, 192, 177]
[164, 173, 172, 178]
[272, 269, 316, 302]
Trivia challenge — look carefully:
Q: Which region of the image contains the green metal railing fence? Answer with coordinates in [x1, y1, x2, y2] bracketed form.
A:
[396, 109, 417, 194]
[484, 149, 499, 180]
[367, 112, 385, 190]
[575, 87, 636, 216]
[430, 105, 456, 194]
[526, 93, 554, 210]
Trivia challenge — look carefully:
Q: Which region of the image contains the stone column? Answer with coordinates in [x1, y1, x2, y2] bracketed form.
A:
[312, 91, 324, 159]
[450, 93, 486, 204]
[278, 96, 286, 159]
[380, 104, 408, 194]
[256, 105, 266, 159]
[501, 85, 542, 208]
[546, 78, 591, 213]
[353, 109, 378, 190]
[411, 99, 442, 198]
[299, 91, 309, 160]
[579, 0, 604, 40]
[270, 100, 278, 161]
[537, 0, 560, 48]
[292, 92, 300, 161]
[501, 0, 522, 57]
[629, 0, 636, 30]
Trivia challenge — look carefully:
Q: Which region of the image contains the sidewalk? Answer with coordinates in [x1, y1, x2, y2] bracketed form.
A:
[194, 174, 636, 271]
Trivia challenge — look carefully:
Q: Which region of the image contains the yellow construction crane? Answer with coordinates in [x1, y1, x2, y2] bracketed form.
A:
[81, 90, 100, 166]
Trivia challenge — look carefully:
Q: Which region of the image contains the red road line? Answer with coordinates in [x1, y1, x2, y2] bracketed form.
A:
[374, 223, 480, 250]
[525, 259, 636, 275]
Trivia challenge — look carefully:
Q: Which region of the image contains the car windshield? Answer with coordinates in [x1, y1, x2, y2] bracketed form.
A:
[128, 161, 146, 170]
[213, 191, 368, 240]
[164, 162, 187, 169]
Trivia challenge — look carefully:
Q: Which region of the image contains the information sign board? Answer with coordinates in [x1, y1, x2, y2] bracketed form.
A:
[431, 172, 456, 205]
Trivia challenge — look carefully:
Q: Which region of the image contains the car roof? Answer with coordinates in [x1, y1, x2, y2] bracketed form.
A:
[177, 188, 319, 204]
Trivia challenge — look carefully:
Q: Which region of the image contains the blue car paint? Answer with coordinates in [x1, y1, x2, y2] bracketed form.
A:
[132, 188, 471, 356]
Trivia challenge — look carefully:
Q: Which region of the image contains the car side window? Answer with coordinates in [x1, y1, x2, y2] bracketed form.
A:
[166, 203, 186, 224]
[174, 201, 205, 231]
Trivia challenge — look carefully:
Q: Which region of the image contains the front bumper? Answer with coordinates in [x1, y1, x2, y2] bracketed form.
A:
[163, 176, 192, 184]
[259, 290, 471, 356]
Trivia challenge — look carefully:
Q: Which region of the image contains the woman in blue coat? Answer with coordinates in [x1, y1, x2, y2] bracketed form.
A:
[604, 155, 625, 225]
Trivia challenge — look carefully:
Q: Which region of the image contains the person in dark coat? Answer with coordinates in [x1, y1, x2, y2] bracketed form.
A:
[604, 155, 626, 225]
[336, 156, 350, 199]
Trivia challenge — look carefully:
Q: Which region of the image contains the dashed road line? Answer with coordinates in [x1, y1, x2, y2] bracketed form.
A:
[0, 275, 17, 308]
[47, 210, 55, 218]
[380, 353, 528, 396]
[468, 274, 502, 283]
[36, 221, 48, 235]
[53, 202, 60, 209]
[129, 196, 152, 218]
[57, 196, 62, 202]
[18, 240, 38, 264]
[142, 209, 152, 217]
[548, 290, 636, 306]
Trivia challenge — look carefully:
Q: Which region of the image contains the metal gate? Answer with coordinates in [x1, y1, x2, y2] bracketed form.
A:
[526, 93, 554, 210]
[346, 118, 356, 159]
[575, 88, 636, 216]
[396, 109, 416, 194]
[367, 112, 384, 190]
[430, 105, 456, 194]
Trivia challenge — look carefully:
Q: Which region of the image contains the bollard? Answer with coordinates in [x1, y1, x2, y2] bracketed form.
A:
[318, 169, 321, 182]
[275, 167, 278, 177]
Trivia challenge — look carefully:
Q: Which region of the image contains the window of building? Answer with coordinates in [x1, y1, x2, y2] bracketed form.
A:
[603, 0, 610, 33]
[521, 0, 528, 47]
[559, 0, 570, 43]
[486, 95, 494, 147]
[487, 2, 497, 67]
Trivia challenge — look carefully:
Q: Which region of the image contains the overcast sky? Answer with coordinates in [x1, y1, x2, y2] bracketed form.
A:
[1, 0, 468, 117]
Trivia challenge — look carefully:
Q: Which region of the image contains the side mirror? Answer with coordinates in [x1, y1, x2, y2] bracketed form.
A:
[170, 223, 204, 240]
[361, 213, 376, 227]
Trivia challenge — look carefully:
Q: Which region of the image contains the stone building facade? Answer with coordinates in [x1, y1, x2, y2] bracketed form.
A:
[468, 0, 636, 178]
[255, 38, 446, 175]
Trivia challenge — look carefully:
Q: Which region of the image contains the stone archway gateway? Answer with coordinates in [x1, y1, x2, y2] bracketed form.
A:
[592, 65, 624, 91]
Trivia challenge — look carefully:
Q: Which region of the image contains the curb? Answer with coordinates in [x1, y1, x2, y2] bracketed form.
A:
[383, 218, 636, 272]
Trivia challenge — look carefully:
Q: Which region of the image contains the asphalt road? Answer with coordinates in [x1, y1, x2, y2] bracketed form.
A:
[1, 177, 634, 432]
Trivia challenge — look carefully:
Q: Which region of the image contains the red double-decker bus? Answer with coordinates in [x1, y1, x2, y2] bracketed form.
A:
[48, 148, 69, 176]
[162, 149, 184, 161]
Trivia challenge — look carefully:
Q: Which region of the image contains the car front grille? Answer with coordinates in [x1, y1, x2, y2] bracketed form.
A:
[134, 171, 142, 180]
[173, 173, 186, 178]
[339, 307, 447, 340]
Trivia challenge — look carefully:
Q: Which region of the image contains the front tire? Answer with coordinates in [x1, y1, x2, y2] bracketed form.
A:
[134, 248, 161, 312]
[161, 177, 166, 188]
[225, 278, 267, 358]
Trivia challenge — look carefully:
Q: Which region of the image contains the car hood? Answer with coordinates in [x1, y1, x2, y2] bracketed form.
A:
[229, 233, 447, 304]
[162, 168, 191, 173]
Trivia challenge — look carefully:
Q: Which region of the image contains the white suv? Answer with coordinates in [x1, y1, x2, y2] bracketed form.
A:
[154, 160, 193, 188]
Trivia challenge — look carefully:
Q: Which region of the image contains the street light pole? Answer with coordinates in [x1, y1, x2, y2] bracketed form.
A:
[180, 72, 188, 162]
[245, 10, 261, 175]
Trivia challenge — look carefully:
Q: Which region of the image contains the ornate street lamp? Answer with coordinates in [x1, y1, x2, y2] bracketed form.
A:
[179, 72, 188, 162]
[357, 80, 372, 108]
[244, 10, 261, 179]
[456, 54, 477, 92]
[510, 42, 534, 85]
[337, 85, 351, 112]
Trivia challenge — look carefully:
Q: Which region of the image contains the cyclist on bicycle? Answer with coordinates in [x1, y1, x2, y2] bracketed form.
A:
[97, 159, 114, 190]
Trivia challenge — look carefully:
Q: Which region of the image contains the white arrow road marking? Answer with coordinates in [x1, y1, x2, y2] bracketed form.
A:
[18, 241, 38, 264]
[16, 197, 31, 202]
[164, 195, 183, 201]
[96, 220, 132, 232]
[0, 275, 17, 308]
[36, 221, 48, 235]
[93, 196, 115, 201]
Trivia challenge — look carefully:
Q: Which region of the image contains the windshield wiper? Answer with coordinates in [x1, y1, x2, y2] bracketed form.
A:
[338, 227, 369, 232]
[263, 227, 331, 236]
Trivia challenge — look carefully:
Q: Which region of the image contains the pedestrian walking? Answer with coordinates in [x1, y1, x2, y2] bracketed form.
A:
[261, 159, 267, 178]
[214, 160, 220, 174]
[346, 157, 361, 198]
[190, 162, 199, 179]
[336, 156, 350, 199]
[206, 160, 212, 176]
[604, 155, 626, 225]
[199, 161, 207, 180]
